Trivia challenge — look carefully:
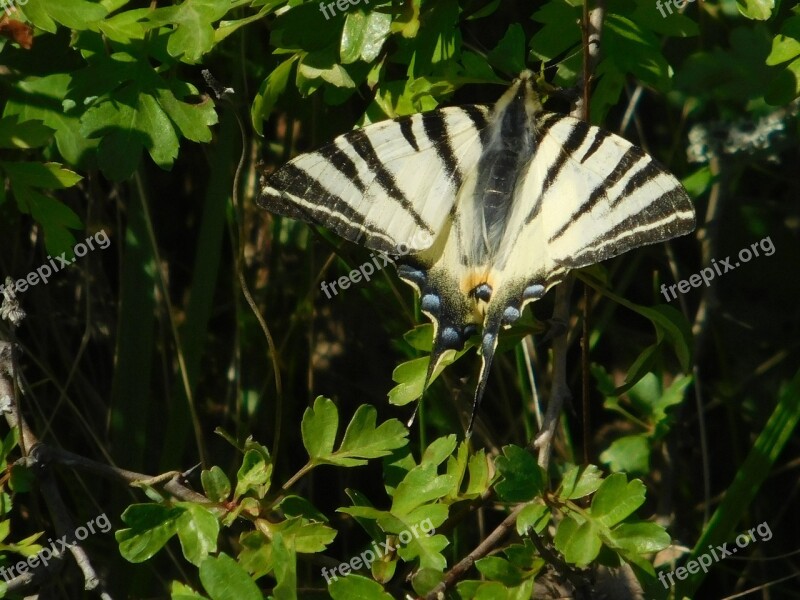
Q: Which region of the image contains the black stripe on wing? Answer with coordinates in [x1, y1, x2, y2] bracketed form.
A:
[548, 145, 646, 242]
[260, 164, 399, 253]
[343, 128, 433, 234]
[422, 112, 464, 191]
[562, 187, 695, 267]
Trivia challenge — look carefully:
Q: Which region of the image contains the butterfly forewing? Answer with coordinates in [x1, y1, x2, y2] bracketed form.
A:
[259, 106, 491, 255]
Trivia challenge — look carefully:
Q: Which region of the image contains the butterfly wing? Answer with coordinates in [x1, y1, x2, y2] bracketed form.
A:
[259, 106, 491, 255]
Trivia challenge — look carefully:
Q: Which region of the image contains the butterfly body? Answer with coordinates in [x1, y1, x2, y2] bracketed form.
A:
[259, 71, 695, 430]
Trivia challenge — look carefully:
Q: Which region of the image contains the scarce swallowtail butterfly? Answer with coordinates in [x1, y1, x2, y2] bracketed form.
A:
[259, 70, 696, 432]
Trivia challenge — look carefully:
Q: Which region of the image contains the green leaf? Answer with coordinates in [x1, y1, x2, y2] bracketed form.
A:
[529, 0, 583, 62]
[766, 16, 800, 65]
[234, 449, 272, 500]
[475, 556, 524, 585]
[0, 117, 53, 150]
[302, 396, 339, 461]
[559, 464, 603, 500]
[9, 464, 34, 493]
[603, 14, 671, 91]
[341, 9, 392, 64]
[395, 528, 450, 571]
[142, 0, 232, 64]
[600, 435, 651, 474]
[270, 517, 336, 553]
[736, 0, 774, 20]
[554, 515, 602, 566]
[272, 533, 297, 600]
[278, 496, 328, 522]
[607, 522, 671, 554]
[765, 57, 800, 104]
[391, 465, 456, 515]
[682, 166, 714, 197]
[389, 344, 471, 406]
[465, 448, 490, 496]
[20, 0, 107, 33]
[298, 46, 357, 93]
[201, 466, 231, 503]
[590, 474, 646, 527]
[116, 504, 185, 563]
[198, 553, 263, 600]
[494, 445, 544, 502]
[170, 580, 209, 600]
[421, 435, 457, 468]
[3, 74, 98, 166]
[252, 57, 296, 133]
[334, 404, 409, 466]
[329, 574, 394, 600]
[516, 501, 549, 536]
[487, 24, 527, 76]
[176, 504, 220, 566]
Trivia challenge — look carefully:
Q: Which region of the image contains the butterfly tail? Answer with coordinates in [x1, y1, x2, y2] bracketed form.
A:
[466, 313, 503, 436]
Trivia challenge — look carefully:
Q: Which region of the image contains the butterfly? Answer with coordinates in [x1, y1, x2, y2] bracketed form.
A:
[259, 71, 696, 431]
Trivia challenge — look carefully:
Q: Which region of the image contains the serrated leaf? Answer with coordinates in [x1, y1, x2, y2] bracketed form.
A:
[270, 517, 336, 553]
[475, 556, 524, 585]
[198, 553, 263, 600]
[487, 24, 526, 75]
[396, 531, 449, 571]
[116, 505, 185, 563]
[600, 435, 651, 474]
[234, 449, 272, 500]
[391, 465, 455, 515]
[465, 448, 490, 496]
[559, 464, 603, 500]
[516, 501, 549, 536]
[590, 474, 646, 527]
[529, 0, 582, 61]
[554, 515, 602, 566]
[332, 405, 408, 466]
[142, 0, 231, 64]
[421, 435, 457, 468]
[170, 580, 208, 600]
[302, 396, 339, 461]
[495, 445, 544, 502]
